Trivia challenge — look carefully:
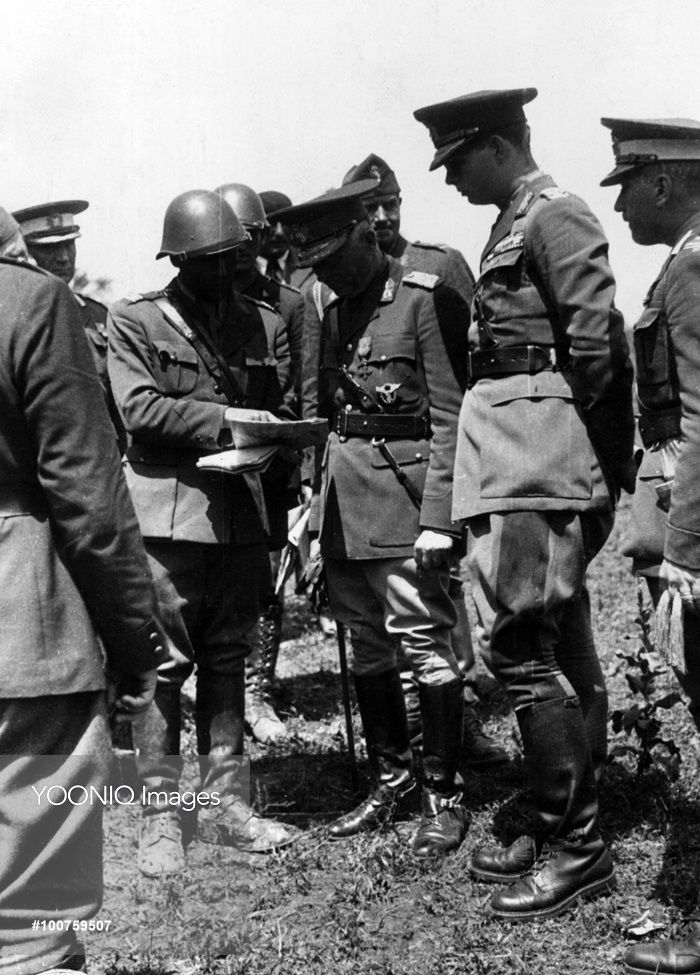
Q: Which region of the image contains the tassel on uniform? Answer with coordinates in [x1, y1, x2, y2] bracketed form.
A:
[651, 589, 672, 660]
[652, 589, 685, 675]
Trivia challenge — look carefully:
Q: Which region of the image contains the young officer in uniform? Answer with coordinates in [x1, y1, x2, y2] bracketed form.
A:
[0, 249, 165, 974]
[277, 181, 471, 858]
[338, 153, 507, 770]
[601, 116, 700, 975]
[215, 182, 300, 746]
[415, 88, 635, 919]
[108, 189, 296, 876]
[13, 199, 125, 450]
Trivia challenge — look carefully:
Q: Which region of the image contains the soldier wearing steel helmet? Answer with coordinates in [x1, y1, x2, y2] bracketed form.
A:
[415, 88, 635, 921]
[214, 182, 301, 747]
[107, 189, 298, 876]
[600, 116, 700, 975]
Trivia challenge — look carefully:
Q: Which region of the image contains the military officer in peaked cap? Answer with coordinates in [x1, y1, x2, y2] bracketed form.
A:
[337, 153, 507, 771]
[13, 199, 125, 449]
[600, 116, 700, 975]
[415, 88, 635, 920]
[278, 181, 471, 858]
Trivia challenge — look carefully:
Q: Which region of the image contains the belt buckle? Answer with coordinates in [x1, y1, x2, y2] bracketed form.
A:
[370, 436, 386, 449]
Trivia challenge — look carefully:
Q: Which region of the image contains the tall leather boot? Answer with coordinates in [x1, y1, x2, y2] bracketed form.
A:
[624, 913, 700, 974]
[328, 668, 416, 839]
[487, 696, 615, 921]
[412, 679, 469, 858]
[245, 592, 287, 745]
[132, 684, 186, 877]
[197, 669, 297, 852]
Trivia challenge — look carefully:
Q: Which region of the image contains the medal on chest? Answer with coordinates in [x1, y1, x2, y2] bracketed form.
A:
[357, 335, 372, 380]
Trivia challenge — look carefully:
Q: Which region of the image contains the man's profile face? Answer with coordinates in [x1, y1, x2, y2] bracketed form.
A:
[176, 248, 238, 300]
[313, 227, 376, 297]
[28, 238, 76, 283]
[614, 171, 662, 246]
[443, 142, 499, 206]
[363, 195, 401, 252]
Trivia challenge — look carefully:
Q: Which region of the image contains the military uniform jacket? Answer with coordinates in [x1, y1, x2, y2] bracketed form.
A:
[301, 234, 474, 433]
[74, 291, 126, 452]
[452, 173, 634, 520]
[305, 257, 469, 560]
[108, 278, 288, 546]
[0, 259, 165, 697]
[625, 217, 700, 570]
[242, 270, 303, 404]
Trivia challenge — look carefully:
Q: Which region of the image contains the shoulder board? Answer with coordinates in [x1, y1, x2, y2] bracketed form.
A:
[681, 235, 700, 253]
[242, 294, 276, 314]
[126, 289, 165, 304]
[279, 280, 301, 295]
[539, 187, 570, 201]
[0, 255, 47, 275]
[490, 231, 524, 256]
[411, 240, 449, 253]
[402, 270, 441, 290]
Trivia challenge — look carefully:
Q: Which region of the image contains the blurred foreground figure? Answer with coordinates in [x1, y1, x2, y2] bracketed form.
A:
[280, 182, 471, 858]
[108, 189, 297, 876]
[0, 251, 165, 974]
[415, 87, 634, 920]
[601, 116, 700, 975]
[0, 207, 31, 260]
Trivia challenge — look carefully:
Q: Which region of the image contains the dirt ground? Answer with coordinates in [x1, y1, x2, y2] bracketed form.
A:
[86, 498, 700, 975]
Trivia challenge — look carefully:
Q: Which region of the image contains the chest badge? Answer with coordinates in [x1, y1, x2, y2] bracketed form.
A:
[357, 335, 373, 380]
[376, 382, 401, 407]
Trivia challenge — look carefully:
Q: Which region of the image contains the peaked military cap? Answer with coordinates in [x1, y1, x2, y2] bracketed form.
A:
[600, 117, 700, 186]
[12, 199, 88, 244]
[414, 88, 538, 171]
[273, 179, 378, 266]
[259, 190, 293, 216]
[342, 154, 400, 198]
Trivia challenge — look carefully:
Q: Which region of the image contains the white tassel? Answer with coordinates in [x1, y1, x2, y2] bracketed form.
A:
[668, 591, 686, 674]
[652, 589, 672, 661]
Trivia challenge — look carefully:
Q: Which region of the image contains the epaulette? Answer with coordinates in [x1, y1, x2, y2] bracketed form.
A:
[681, 234, 700, 253]
[539, 187, 570, 201]
[242, 294, 276, 314]
[278, 280, 301, 295]
[402, 270, 441, 290]
[0, 255, 47, 275]
[411, 240, 449, 253]
[126, 290, 165, 304]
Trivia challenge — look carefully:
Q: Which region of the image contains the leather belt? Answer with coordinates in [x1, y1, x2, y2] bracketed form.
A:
[332, 412, 430, 439]
[0, 482, 48, 517]
[638, 406, 682, 448]
[467, 344, 562, 383]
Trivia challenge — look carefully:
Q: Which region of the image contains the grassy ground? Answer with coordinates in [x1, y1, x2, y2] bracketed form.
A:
[90, 499, 700, 974]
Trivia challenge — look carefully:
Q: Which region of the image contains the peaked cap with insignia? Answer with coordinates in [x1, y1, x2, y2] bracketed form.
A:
[342, 154, 400, 198]
[272, 179, 378, 266]
[413, 88, 538, 171]
[600, 117, 700, 186]
[12, 199, 88, 244]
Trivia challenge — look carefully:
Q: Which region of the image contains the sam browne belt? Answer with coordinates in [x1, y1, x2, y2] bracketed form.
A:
[332, 412, 431, 439]
[467, 344, 563, 383]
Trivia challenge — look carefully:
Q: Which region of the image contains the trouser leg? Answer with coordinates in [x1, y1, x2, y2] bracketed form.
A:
[0, 693, 109, 975]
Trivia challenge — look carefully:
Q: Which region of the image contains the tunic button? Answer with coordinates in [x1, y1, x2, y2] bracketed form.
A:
[149, 632, 159, 641]
[380, 354, 387, 361]
[346, 343, 353, 351]
[155, 645, 164, 655]
[214, 384, 223, 394]
[415, 453, 423, 460]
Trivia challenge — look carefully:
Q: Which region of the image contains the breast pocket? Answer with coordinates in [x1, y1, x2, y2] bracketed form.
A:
[480, 374, 593, 501]
[633, 308, 677, 409]
[152, 342, 199, 395]
[367, 333, 422, 407]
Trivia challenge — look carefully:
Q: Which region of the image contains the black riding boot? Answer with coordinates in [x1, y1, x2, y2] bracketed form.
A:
[412, 679, 468, 857]
[486, 696, 615, 921]
[328, 669, 415, 839]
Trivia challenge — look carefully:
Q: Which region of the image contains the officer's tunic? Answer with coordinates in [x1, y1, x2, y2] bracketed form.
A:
[73, 291, 126, 451]
[456, 172, 634, 717]
[621, 216, 700, 712]
[305, 256, 469, 678]
[0, 258, 164, 973]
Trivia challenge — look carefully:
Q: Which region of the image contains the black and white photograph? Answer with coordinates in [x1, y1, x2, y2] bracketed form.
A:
[2, 2, 700, 973]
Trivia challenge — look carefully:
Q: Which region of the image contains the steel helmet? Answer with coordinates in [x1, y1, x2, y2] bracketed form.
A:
[156, 189, 250, 260]
[215, 183, 268, 230]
